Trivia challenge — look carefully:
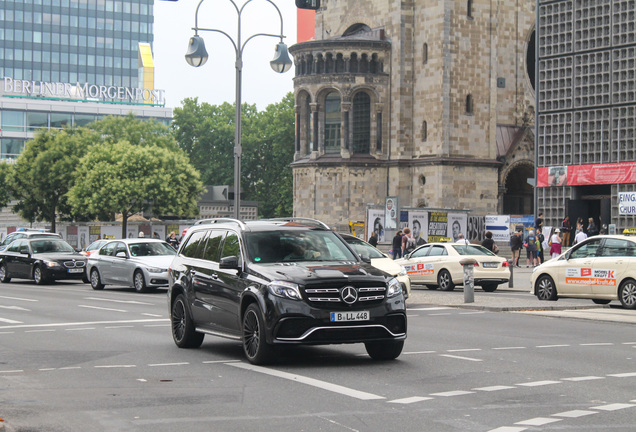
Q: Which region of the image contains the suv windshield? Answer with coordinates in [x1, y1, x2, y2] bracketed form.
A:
[245, 230, 357, 264]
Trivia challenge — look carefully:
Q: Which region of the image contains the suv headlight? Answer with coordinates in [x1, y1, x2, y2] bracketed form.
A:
[387, 277, 402, 297]
[44, 260, 60, 268]
[267, 281, 302, 301]
[398, 266, 408, 277]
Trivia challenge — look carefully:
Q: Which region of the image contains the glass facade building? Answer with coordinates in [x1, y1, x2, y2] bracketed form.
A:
[0, 0, 154, 88]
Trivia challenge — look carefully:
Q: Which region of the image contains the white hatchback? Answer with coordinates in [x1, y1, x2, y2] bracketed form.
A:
[531, 234, 636, 309]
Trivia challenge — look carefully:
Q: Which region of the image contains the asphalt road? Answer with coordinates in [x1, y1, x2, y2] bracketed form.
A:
[1, 279, 635, 432]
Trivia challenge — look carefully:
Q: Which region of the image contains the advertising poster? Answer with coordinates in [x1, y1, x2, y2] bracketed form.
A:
[101, 226, 120, 240]
[428, 211, 448, 242]
[77, 226, 90, 250]
[485, 215, 510, 243]
[384, 197, 398, 230]
[151, 225, 166, 240]
[66, 226, 78, 248]
[408, 210, 429, 245]
[89, 226, 102, 243]
[447, 213, 467, 242]
[466, 215, 484, 242]
[367, 208, 386, 242]
[619, 191, 636, 215]
[537, 161, 636, 187]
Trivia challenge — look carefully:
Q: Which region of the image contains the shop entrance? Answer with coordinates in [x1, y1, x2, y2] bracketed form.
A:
[567, 185, 612, 231]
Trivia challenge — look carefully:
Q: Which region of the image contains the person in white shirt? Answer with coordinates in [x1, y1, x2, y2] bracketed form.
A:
[456, 233, 470, 245]
[549, 228, 562, 258]
[574, 229, 588, 245]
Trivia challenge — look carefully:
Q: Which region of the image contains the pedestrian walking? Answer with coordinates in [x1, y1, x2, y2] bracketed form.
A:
[524, 230, 537, 267]
[368, 231, 378, 247]
[391, 230, 403, 259]
[402, 227, 417, 256]
[166, 231, 179, 249]
[481, 231, 495, 252]
[574, 228, 588, 245]
[561, 215, 571, 247]
[587, 217, 599, 237]
[550, 228, 562, 258]
[510, 230, 523, 267]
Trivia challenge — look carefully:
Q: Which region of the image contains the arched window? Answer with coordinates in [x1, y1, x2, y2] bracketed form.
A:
[423, 43, 428, 64]
[422, 120, 427, 141]
[324, 91, 341, 153]
[325, 53, 334, 73]
[349, 53, 359, 73]
[352, 92, 371, 153]
[335, 54, 345, 73]
[465, 94, 473, 114]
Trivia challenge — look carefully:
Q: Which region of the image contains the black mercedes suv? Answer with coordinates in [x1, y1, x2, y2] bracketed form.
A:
[168, 218, 407, 364]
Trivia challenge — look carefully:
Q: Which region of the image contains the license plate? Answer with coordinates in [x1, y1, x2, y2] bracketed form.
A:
[68, 268, 84, 273]
[330, 311, 369, 322]
[482, 262, 498, 268]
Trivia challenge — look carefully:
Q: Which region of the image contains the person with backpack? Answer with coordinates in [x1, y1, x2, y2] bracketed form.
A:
[402, 227, 417, 256]
[524, 229, 537, 267]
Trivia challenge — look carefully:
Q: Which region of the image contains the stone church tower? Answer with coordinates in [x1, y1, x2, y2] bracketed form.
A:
[289, 0, 536, 230]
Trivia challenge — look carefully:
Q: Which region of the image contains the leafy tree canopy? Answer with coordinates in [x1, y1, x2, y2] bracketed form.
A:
[0, 162, 12, 209]
[89, 113, 178, 151]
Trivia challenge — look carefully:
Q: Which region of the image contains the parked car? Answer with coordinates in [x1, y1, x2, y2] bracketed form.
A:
[340, 233, 411, 299]
[80, 239, 108, 257]
[0, 238, 88, 284]
[87, 239, 177, 293]
[0, 229, 61, 252]
[168, 218, 407, 365]
[396, 242, 510, 292]
[532, 234, 636, 309]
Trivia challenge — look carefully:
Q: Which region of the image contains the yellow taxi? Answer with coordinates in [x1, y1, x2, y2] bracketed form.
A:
[531, 234, 636, 309]
[396, 242, 510, 292]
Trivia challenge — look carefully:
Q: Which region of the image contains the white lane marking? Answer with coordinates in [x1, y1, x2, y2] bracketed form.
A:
[447, 348, 481, 352]
[144, 324, 170, 327]
[202, 360, 242, 364]
[65, 327, 96, 331]
[429, 313, 452, 316]
[94, 365, 137, 369]
[580, 342, 613, 346]
[149, 362, 189, 367]
[516, 380, 561, 387]
[473, 385, 516, 392]
[408, 307, 452, 311]
[39, 368, 56, 371]
[0, 331, 15, 334]
[0, 305, 30, 311]
[553, 409, 597, 418]
[590, 403, 635, 411]
[429, 390, 474, 397]
[105, 325, 135, 329]
[515, 417, 562, 426]
[403, 351, 436, 355]
[84, 297, 154, 305]
[78, 305, 127, 313]
[0, 317, 23, 324]
[228, 362, 385, 400]
[622, 342, 636, 345]
[25, 329, 55, 333]
[608, 372, 636, 377]
[487, 427, 527, 432]
[459, 311, 486, 315]
[562, 376, 604, 381]
[0, 295, 37, 302]
[388, 396, 433, 404]
[493, 347, 526, 350]
[0, 318, 168, 329]
[440, 354, 482, 362]
[142, 313, 164, 317]
[0, 370, 23, 374]
[536, 344, 570, 348]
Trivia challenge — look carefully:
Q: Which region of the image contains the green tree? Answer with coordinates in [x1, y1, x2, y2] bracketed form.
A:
[69, 141, 204, 238]
[0, 162, 12, 210]
[90, 113, 179, 151]
[7, 128, 96, 231]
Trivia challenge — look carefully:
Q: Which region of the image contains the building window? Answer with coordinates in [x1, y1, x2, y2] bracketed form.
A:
[467, 0, 473, 18]
[465, 94, 474, 114]
[422, 120, 428, 141]
[423, 43, 428, 64]
[1, 110, 25, 132]
[1, 138, 25, 160]
[324, 91, 341, 153]
[352, 92, 371, 154]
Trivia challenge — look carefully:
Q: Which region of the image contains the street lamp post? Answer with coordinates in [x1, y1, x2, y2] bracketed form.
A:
[185, 0, 293, 220]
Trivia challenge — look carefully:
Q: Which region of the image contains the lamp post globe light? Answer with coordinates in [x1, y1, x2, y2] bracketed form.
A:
[185, 0, 293, 220]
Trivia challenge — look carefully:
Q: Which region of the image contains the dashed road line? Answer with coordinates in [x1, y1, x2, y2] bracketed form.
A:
[430, 390, 475, 397]
[515, 417, 561, 426]
[0, 305, 30, 311]
[84, 297, 154, 305]
[473, 385, 515, 392]
[515, 380, 561, 387]
[78, 305, 127, 313]
[561, 376, 604, 381]
[536, 344, 570, 348]
[492, 346, 526, 350]
[388, 396, 433, 404]
[440, 354, 483, 362]
[0, 317, 23, 324]
[0, 295, 37, 302]
[553, 409, 597, 418]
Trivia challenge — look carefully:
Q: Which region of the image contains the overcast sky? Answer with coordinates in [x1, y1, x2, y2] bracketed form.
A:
[153, 0, 298, 110]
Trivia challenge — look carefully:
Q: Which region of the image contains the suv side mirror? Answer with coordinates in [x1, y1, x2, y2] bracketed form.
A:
[220, 256, 240, 270]
[360, 254, 372, 263]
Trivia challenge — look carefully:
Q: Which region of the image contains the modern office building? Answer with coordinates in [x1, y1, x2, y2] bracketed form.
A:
[535, 0, 636, 231]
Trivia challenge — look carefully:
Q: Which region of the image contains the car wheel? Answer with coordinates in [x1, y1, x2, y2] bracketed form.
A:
[618, 279, 636, 310]
[365, 340, 404, 361]
[242, 303, 275, 365]
[171, 294, 204, 348]
[133, 270, 149, 293]
[33, 266, 49, 285]
[0, 263, 11, 283]
[592, 299, 611, 305]
[482, 284, 498, 292]
[536, 275, 557, 301]
[426, 285, 438, 290]
[438, 270, 455, 291]
[90, 269, 104, 290]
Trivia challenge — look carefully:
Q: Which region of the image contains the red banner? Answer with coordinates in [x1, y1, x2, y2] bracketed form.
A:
[537, 162, 636, 187]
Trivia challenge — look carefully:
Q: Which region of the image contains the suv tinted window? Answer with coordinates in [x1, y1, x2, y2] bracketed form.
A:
[202, 230, 224, 262]
[221, 232, 241, 264]
[181, 230, 208, 259]
[100, 242, 116, 256]
[7, 240, 22, 253]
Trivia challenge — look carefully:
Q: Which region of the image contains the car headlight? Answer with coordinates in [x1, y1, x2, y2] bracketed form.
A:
[398, 266, 408, 277]
[267, 281, 302, 301]
[387, 277, 403, 297]
[146, 267, 165, 273]
[44, 260, 60, 268]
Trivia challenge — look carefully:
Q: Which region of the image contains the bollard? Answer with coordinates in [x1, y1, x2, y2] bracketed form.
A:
[460, 258, 476, 303]
[508, 259, 514, 288]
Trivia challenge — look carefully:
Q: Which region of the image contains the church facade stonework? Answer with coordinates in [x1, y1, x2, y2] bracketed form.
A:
[290, 0, 536, 229]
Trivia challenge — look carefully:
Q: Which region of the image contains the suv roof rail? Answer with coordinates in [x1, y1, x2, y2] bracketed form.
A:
[261, 217, 331, 230]
[193, 218, 247, 229]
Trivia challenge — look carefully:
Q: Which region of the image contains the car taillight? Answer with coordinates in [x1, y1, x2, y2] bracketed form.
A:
[502, 261, 509, 267]
[473, 262, 480, 267]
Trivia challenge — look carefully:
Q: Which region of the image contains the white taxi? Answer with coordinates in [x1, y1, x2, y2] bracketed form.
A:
[396, 243, 510, 292]
[531, 234, 636, 309]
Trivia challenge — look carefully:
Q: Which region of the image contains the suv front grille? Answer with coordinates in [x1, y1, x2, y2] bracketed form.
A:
[304, 284, 386, 305]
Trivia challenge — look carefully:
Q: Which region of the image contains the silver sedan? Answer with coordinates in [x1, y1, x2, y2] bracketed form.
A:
[87, 239, 176, 293]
